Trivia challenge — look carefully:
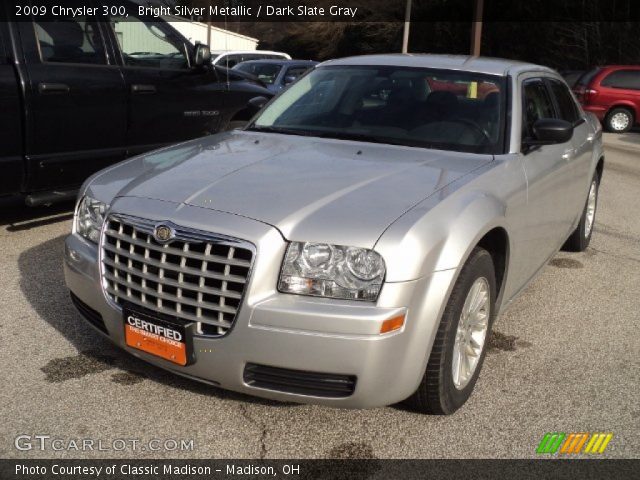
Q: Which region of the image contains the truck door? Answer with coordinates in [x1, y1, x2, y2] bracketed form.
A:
[16, 9, 127, 192]
[0, 18, 24, 196]
[107, 13, 227, 156]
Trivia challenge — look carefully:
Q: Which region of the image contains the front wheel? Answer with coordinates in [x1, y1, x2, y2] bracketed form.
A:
[405, 247, 496, 414]
[563, 173, 599, 252]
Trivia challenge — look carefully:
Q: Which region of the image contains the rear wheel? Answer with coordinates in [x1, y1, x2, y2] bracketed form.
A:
[563, 172, 599, 252]
[605, 107, 634, 133]
[405, 247, 496, 414]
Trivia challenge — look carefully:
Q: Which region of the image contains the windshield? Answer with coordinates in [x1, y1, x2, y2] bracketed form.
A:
[235, 63, 283, 84]
[250, 65, 506, 153]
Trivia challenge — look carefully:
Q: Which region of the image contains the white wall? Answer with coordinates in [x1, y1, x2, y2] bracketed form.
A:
[166, 18, 258, 50]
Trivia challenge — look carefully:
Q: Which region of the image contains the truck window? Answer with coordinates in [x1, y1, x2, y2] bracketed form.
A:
[111, 16, 190, 70]
[34, 18, 106, 64]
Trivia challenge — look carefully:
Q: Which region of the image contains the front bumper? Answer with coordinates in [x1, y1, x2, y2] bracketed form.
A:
[63, 202, 454, 408]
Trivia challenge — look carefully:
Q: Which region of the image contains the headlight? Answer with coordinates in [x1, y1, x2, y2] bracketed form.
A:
[74, 196, 107, 244]
[278, 242, 385, 301]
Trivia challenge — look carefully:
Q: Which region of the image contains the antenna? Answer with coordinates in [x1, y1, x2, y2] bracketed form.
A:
[224, 6, 229, 86]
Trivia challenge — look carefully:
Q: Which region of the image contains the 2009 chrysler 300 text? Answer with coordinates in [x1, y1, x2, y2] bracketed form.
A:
[64, 55, 604, 414]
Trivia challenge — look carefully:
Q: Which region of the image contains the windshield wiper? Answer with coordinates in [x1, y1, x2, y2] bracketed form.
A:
[314, 131, 408, 146]
[245, 125, 318, 137]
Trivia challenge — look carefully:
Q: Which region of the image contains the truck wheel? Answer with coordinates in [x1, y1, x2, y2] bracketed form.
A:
[563, 172, 599, 252]
[605, 107, 634, 133]
[405, 247, 496, 414]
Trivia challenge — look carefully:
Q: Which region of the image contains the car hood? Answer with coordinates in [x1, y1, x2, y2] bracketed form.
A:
[89, 131, 493, 248]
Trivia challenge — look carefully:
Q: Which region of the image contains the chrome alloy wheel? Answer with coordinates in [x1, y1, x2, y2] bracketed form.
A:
[585, 180, 597, 238]
[610, 112, 630, 131]
[452, 277, 491, 390]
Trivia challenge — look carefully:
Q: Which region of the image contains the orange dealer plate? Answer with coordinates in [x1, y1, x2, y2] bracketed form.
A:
[123, 308, 189, 366]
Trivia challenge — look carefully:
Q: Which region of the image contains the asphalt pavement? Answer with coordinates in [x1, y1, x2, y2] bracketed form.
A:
[0, 133, 638, 459]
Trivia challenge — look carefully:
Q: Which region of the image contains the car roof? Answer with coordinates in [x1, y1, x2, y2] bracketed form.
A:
[595, 65, 640, 70]
[322, 54, 555, 76]
[210, 50, 290, 57]
[235, 59, 318, 66]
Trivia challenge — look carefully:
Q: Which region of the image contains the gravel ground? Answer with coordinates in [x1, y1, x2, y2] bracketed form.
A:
[0, 134, 638, 459]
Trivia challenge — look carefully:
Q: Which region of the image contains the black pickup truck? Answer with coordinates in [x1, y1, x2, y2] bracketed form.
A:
[0, 3, 272, 205]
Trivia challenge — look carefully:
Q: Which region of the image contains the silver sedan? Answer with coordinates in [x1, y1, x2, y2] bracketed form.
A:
[64, 54, 603, 414]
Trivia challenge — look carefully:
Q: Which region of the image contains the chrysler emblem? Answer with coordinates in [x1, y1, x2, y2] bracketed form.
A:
[153, 224, 174, 244]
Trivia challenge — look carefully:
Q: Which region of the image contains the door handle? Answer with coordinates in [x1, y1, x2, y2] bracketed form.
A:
[131, 84, 157, 94]
[38, 83, 70, 94]
[562, 149, 575, 160]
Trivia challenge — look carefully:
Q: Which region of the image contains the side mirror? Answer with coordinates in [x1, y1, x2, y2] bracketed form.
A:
[530, 118, 574, 144]
[193, 43, 211, 68]
[247, 96, 269, 113]
[283, 75, 297, 85]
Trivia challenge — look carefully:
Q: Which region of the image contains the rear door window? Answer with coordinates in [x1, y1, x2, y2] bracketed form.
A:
[548, 79, 581, 123]
[600, 70, 640, 90]
[34, 18, 106, 64]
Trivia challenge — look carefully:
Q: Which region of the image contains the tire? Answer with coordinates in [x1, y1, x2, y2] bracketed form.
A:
[605, 107, 634, 133]
[563, 172, 599, 252]
[405, 247, 496, 415]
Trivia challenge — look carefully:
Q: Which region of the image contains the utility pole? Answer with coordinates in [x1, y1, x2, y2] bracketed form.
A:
[470, 0, 484, 56]
[402, 0, 412, 53]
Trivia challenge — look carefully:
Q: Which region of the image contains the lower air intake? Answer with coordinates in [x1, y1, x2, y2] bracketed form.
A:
[243, 363, 356, 398]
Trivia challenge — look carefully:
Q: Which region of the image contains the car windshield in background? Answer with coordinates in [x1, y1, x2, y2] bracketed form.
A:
[251, 65, 506, 153]
[235, 63, 283, 84]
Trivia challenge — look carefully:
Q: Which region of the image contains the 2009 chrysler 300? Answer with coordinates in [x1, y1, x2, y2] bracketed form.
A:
[64, 55, 603, 414]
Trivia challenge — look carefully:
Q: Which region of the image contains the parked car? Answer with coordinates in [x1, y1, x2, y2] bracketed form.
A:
[573, 65, 640, 133]
[0, 3, 273, 205]
[65, 54, 603, 414]
[211, 50, 291, 69]
[233, 60, 318, 93]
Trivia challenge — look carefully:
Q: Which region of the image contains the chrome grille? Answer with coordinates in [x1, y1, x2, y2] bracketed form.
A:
[101, 215, 254, 336]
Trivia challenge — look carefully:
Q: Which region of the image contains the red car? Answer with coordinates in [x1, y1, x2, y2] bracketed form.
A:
[573, 65, 640, 133]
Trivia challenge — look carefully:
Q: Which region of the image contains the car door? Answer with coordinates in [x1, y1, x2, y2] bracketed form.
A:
[546, 78, 593, 227]
[0, 16, 24, 196]
[516, 77, 581, 281]
[107, 13, 226, 156]
[599, 68, 640, 120]
[15, 8, 127, 192]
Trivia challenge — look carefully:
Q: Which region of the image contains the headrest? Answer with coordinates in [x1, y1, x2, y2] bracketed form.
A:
[41, 21, 85, 49]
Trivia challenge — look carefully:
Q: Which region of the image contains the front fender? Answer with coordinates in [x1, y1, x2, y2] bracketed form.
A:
[376, 190, 508, 283]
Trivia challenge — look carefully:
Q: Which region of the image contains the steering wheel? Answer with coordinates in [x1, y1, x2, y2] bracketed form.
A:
[452, 118, 492, 144]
